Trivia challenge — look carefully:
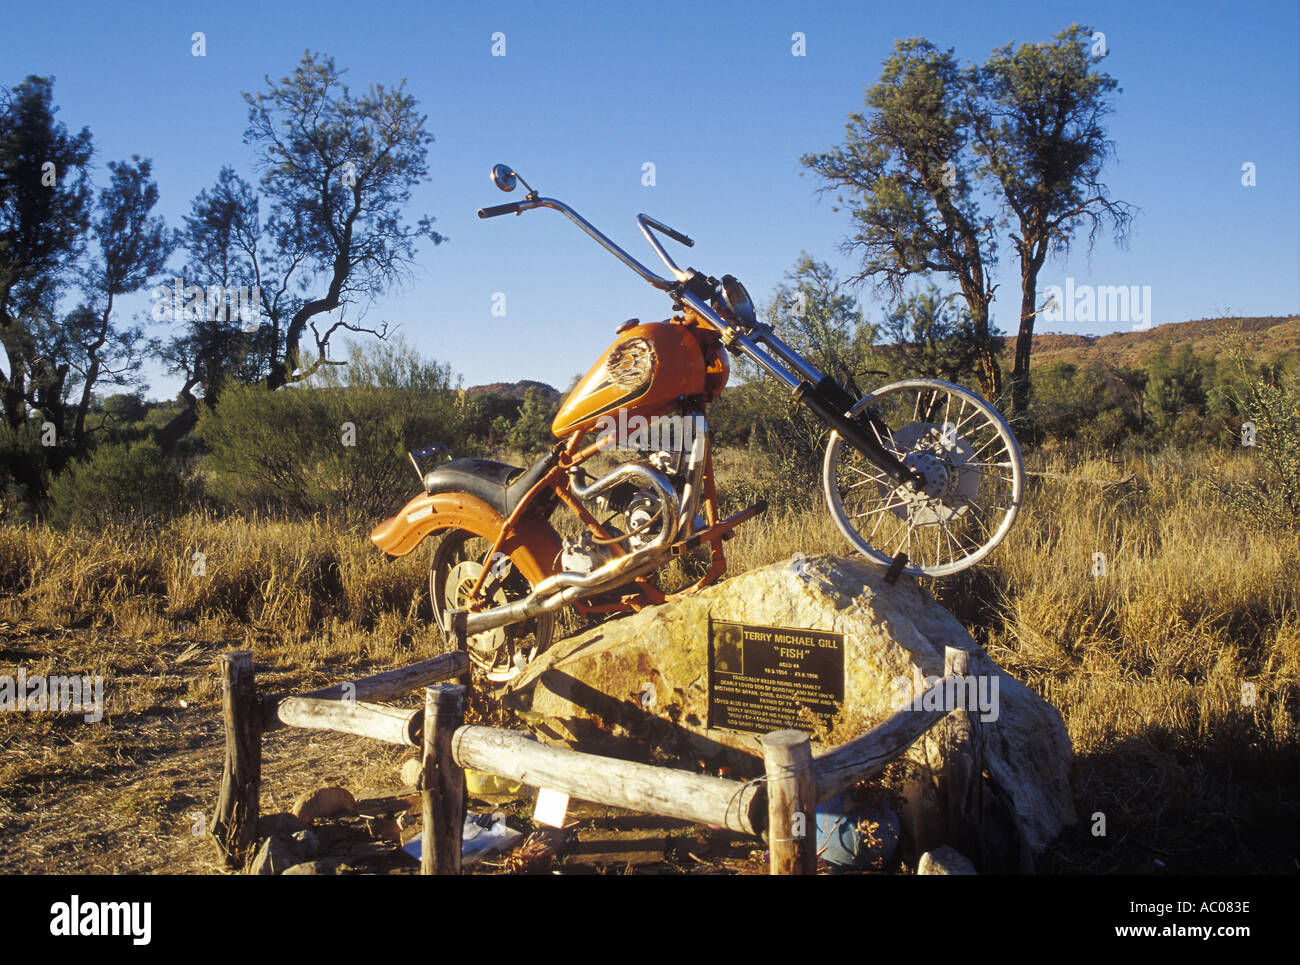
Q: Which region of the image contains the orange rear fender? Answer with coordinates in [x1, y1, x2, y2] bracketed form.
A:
[369, 491, 563, 586]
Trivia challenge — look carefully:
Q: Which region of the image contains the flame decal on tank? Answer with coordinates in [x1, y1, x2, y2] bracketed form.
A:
[606, 337, 656, 391]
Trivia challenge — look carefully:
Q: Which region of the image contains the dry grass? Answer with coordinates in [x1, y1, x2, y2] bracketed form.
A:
[718, 445, 1298, 873]
[0, 444, 1295, 873]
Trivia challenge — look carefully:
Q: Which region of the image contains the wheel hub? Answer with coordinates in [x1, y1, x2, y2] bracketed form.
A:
[445, 560, 507, 656]
[886, 423, 979, 524]
[902, 450, 950, 501]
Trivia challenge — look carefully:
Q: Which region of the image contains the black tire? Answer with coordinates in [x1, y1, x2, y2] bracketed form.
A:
[428, 529, 555, 682]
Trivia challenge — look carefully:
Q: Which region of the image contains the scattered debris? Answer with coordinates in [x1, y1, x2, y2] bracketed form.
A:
[398, 758, 422, 786]
[504, 828, 571, 874]
[401, 811, 524, 866]
[816, 792, 900, 870]
[565, 828, 667, 871]
[466, 768, 524, 796]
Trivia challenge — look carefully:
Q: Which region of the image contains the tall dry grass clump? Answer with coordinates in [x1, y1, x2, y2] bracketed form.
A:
[1, 511, 438, 678]
[948, 449, 1295, 871]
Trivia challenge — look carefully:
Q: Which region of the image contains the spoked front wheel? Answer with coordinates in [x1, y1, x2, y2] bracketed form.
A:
[822, 379, 1023, 577]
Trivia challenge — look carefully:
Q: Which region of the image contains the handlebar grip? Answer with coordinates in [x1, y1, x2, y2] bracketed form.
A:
[477, 201, 524, 219]
[657, 223, 694, 247]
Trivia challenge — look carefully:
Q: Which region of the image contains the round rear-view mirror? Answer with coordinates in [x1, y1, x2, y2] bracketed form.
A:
[491, 164, 518, 193]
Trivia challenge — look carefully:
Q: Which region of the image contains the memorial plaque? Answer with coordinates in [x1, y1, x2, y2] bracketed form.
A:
[707, 618, 845, 735]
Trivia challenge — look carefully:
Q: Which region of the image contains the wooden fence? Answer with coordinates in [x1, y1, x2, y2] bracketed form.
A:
[211, 614, 979, 875]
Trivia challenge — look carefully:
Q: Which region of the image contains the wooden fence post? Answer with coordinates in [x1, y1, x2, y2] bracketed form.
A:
[446, 609, 472, 688]
[761, 729, 816, 875]
[212, 650, 262, 868]
[941, 646, 982, 861]
[422, 683, 466, 875]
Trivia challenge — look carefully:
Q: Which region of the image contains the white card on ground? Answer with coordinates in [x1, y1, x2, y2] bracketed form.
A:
[533, 788, 569, 828]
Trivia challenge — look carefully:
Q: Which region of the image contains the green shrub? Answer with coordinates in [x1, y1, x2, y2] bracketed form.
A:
[1215, 332, 1300, 530]
[507, 387, 558, 456]
[45, 439, 186, 529]
[197, 339, 472, 522]
[0, 419, 54, 521]
[1077, 406, 1133, 452]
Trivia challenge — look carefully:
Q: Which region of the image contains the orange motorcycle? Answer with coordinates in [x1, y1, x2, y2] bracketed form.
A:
[371, 164, 1024, 679]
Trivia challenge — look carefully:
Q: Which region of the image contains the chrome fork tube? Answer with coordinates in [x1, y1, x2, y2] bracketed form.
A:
[674, 414, 709, 537]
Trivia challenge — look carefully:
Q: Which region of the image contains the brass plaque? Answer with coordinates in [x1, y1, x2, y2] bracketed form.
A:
[707, 619, 845, 735]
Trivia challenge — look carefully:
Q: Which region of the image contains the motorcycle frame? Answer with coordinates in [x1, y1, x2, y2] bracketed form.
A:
[458, 407, 762, 621]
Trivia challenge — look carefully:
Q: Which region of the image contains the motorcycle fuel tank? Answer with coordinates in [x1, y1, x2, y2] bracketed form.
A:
[551, 321, 708, 437]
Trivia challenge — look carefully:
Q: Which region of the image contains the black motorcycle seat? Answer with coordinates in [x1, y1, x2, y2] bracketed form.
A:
[423, 453, 554, 517]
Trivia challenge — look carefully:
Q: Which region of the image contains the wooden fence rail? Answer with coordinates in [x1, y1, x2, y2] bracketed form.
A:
[273, 697, 423, 746]
[451, 724, 764, 835]
[211, 624, 978, 876]
[260, 649, 470, 735]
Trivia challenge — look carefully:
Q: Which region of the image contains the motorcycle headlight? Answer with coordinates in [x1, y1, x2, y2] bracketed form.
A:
[717, 274, 756, 329]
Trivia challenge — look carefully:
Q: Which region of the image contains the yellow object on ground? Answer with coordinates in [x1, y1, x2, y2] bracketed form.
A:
[465, 769, 524, 795]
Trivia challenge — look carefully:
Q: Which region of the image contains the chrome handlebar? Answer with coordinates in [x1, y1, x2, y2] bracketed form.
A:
[477, 177, 829, 396]
[636, 214, 694, 284]
[482, 195, 682, 293]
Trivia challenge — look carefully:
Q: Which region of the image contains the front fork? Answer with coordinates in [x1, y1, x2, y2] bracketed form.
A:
[793, 376, 921, 487]
[680, 288, 922, 489]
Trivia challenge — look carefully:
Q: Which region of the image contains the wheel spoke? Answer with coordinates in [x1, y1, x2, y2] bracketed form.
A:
[848, 496, 908, 520]
[885, 518, 911, 556]
[843, 460, 891, 484]
[865, 501, 895, 542]
[843, 461, 878, 478]
[949, 406, 988, 439]
[970, 433, 1008, 461]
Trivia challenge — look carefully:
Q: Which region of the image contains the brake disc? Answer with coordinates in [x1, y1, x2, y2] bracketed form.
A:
[445, 559, 508, 658]
[884, 422, 978, 525]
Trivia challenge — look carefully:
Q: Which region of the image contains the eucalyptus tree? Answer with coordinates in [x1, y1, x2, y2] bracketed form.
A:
[158, 51, 444, 449]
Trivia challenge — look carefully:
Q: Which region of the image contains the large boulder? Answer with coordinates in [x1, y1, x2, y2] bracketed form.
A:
[506, 554, 1074, 861]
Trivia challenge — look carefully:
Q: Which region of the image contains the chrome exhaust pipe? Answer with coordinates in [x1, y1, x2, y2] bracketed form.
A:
[464, 460, 681, 635]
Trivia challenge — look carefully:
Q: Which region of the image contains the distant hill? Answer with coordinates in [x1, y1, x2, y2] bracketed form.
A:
[467, 317, 1298, 400]
[465, 379, 561, 402]
[997, 315, 1299, 369]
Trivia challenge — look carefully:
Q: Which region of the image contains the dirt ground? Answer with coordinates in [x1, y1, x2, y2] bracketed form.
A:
[0, 621, 777, 875]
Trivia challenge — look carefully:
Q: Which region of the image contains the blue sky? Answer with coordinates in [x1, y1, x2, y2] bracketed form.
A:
[2, 0, 1297, 395]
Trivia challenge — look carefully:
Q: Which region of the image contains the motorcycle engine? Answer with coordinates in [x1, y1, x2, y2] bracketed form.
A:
[590, 449, 683, 553]
[624, 488, 665, 551]
[560, 532, 615, 576]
